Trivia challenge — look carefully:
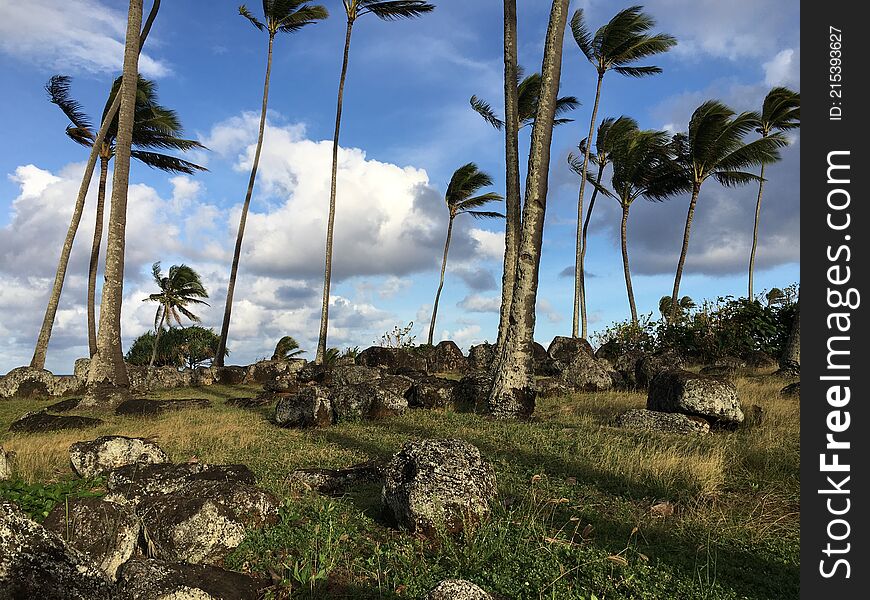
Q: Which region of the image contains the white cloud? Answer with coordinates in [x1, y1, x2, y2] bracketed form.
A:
[0, 0, 169, 78]
[468, 228, 505, 262]
[763, 48, 800, 87]
[457, 294, 500, 313]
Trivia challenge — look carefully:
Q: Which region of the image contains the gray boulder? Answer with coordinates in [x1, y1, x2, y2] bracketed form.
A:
[274, 386, 333, 427]
[614, 409, 710, 435]
[535, 377, 573, 399]
[246, 358, 305, 386]
[382, 439, 496, 534]
[9, 410, 103, 434]
[0, 366, 83, 400]
[467, 343, 496, 372]
[426, 341, 468, 374]
[557, 350, 614, 392]
[451, 372, 493, 412]
[227, 393, 279, 409]
[647, 370, 744, 425]
[635, 351, 684, 390]
[425, 579, 495, 600]
[69, 435, 170, 479]
[356, 346, 428, 374]
[42, 497, 139, 581]
[408, 376, 456, 409]
[105, 462, 256, 507]
[329, 364, 382, 386]
[546, 336, 594, 365]
[330, 382, 408, 422]
[118, 557, 268, 600]
[287, 461, 384, 495]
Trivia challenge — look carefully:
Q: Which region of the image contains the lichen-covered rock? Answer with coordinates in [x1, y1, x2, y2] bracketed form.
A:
[329, 364, 382, 386]
[44, 397, 82, 413]
[356, 346, 429, 374]
[287, 461, 384, 495]
[42, 497, 139, 581]
[408, 376, 456, 409]
[635, 351, 684, 390]
[69, 435, 170, 479]
[557, 350, 614, 392]
[115, 397, 212, 416]
[546, 336, 595, 365]
[0, 446, 13, 480]
[0, 366, 83, 400]
[246, 358, 305, 385]
[0, 502, 115, 599]
[382, 439, 496, 534]
[532, 341, 559, 376]
[118, 557, 269, 600]
[425, 579, 494, 600]
[296, 362, 330, 384]
[138, 480, 279, 565]
[126, 365, 194, 393]
[596, 346, 644, 390]
[105, 462, 256, 507]
[426, 341, 468, 374]
[192, 366, 219, 387]
[535, 377, 573, 399]
[274, 386, 333, 427]
[74, 358, 91, 382]
[329, 382, 408, 422]
[214, 366, 247, 385]
[8, 410, 103, 433]
[614, 409, 710, 435]
[780, 382, 800, 397]
[647, 370, 744, 425]
[379, 374, 415, 399]
[451, 372, 493, 412]
[467, 342, 496, 372]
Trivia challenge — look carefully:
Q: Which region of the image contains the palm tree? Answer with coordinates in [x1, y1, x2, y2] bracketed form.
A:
[488, 0, 570, 419]
[315, 0, 435, 365]
[46, 75, 206, 358]
[470, 71, 578, 131]
[590, 126, 671, 324]
[569, 5, 676, 339]
[427, 163, 503, 345]
[144, 263, 209, 368]
[660, 101, 787, 322]
[29, 0, 162, 371]
[659, 295, 694, 322]
[215, 1, 328, 368]
[272, 335, 306, 360]
[748, 87, 799, 299]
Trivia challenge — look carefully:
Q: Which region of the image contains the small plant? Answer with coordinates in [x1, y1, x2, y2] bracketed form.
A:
[376, 321, 416, 348]
[0, 478, 105, 522]
[272, 335, 306, 360]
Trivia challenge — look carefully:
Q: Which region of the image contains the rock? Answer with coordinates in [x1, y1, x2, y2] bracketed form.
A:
[557, 350, 614, 392]
[287, 461, 384, 495]
[379, 374, 415, 398]
[74, 358, 91, 382]
[0, 446, 13, 480]
[546, 336, 595, 365]
[126, 365, 194, 393]
[614, 409, 710, 435]
[780, 382, 800, 397]
[115, 397, 212, 416]
[296, 362, 331, 384]
[467, 342, 496, 371]
[408, 376, 456, 409]
[426, 341, 468, 374]
[69, 435, 170, 479]
[356, 346, 428, 374]
[44, 397, 82, 413]
[596, 347, 644, 390]
[635, 351, 684, 390]
[214, 366, 247, 385]
[9, 411, 103, 433]
[698, 365, 738, 379]
[274, 386, 333, 427]
[0, 366, 83, 400]
[105, 462, 256, 507]
[139, 480, 279, 565]
[716, 355, 747, 369]
[451, 372, 493, 412]
[192, 366, 219, 386]
[0, 502, 115, 599]
[42, 497, 139, 580]
[118, 557, 269, 600]
[226, 393, 278, 409]
[382, 439, 496, 534]
[425, 579, 494, 600]
[329, 364, 382, 386]
[329, 382, 408, 422]
[536, 377, 573, 399]
[245, 358, 305, 385]
[532, 341, 559, 376]
[647, 370, 744, 425]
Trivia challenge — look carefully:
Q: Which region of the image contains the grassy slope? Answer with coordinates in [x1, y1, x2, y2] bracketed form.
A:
[0, 374, 799, 599]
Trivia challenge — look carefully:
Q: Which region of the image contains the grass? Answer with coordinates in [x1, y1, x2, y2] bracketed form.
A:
[0, 373, 799, 599]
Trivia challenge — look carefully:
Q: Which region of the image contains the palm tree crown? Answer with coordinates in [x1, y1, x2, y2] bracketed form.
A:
[272, 335, 306, 360]
[470, 69, 579, 131]
[445, 163, 505, 219]
[606, 128, 672, 206]
[144, 262, 210, 331]
[240, 1, 329, 36]
[345, 0, 435, 21]
[568, 115, 638, 178]
[758, 87, 800, 137]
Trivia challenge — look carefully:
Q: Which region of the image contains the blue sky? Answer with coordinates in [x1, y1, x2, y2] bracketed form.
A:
[0, 0, 800, 373]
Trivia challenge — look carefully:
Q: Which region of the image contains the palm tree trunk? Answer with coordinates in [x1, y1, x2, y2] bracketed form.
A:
[316, 18, 355, 364]
[669, 184, 700, 322]
[620, 203, 638, 325]
[748, 162, 766, 300]
[214, 33, 275, 367]
[427, 217, 454, 345]
[573, 71, 604, 339]
[148, 310, 166, 368]
[780, 293, 800, 371]
[29, 0, 160, 370]
[577, 162, 604, 326]
[84, 0, 144, 404]
[87, 155, 110, 357]
[496, 0, 520, 351]
[488, 0, 569, 419]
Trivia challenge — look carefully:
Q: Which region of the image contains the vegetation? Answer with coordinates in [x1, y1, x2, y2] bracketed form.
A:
[126, 325, 224, 369]
[273, 336, 306, 360]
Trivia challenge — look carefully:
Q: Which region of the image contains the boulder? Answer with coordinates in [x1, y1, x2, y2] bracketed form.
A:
[226, 393, 278, 409]
[535, 377, 573, 399]
[329, 364, 382, 386]
[69, 435, 170, 479]
[214, 366, 247, 385]
[614, 409, 710, 435]
[105, 462, 256, 507]
[425, 579, 495, 600]
[0, 366, 83, 400]
[296, 363, 331, 385]
[635, 351, 684, 390]
[379, 374, 415, 398]
[596, 347, 644, 390]
[408, 376, 456, 409]
[115, 397, 212, 416]
[192, 366, 219, 387]
[451, 372, 493, 412]
[0, 502, 115, 600]
[382, 439, 496, 534]
[329, 382, 408, 422]
[287, 461, 384, 495]
[557, 351, 614, 392]
[647, 370, 744, 425]
[356, 346, 428, 374]
[274, 386, 333, 427]
[118, 557, 269, 600]
[546, 336, 595, 365]
[0, 445, 12, 480]
[426, 341, 468, 374]
[245, 358, 305, 385]
[9, 410, 103, 434]
[467, 343, 496, 372]
[532, 341, 559, 376]
[73, 358, 91, 382]
[44, 397, 83, 413]
[780, 382, 800, 398]
[138, 480, 279, 565]
[42, 497, 139, 581]
[126, 365, 194, 393]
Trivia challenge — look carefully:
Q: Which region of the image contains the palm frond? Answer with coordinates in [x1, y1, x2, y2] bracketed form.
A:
[130, 151, 208, 174]
[358, 0, 435, 21]
[457, 192, 504, 212]
[465, 210, 505, 220]
[240, 4, 266, 30]
[469, 95, 504, 130]
[612, 65, 662, 77]
[45, 75, 93, 132]
[713, 171, 762, 187]
[570, 9, 593, 62]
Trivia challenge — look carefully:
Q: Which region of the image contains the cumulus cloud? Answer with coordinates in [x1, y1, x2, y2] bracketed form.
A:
[763, 48, 800, 87]
[457, 294, 500, 313]
[0, 0, 169, 77]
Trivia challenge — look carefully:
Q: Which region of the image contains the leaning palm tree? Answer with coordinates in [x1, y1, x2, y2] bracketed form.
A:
[657, 100, 788, 322]
[30, 0, 161, 371]
[569, 5, 676, 339]
[747, 87, 799, 299]
[470, 70, 578, 131]
[315, 0, 435, 365]
[272, 335, 306, 360]
[46, 75, 206, 358]
[427, 163, 503, 345]
[144, 262, 209, 368]
[215, 1, 328, 367]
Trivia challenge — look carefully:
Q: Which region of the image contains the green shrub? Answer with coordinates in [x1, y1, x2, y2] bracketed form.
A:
[0, 478, 105, 522]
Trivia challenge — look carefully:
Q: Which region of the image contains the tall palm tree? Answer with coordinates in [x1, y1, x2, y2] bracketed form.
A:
[315, 0, 435, 365]
[272, 335, 306, 360]
[215, 1, 328, 368]
[590, 126, 671, 324]
[748, 86, 799, 299]
[569, 5, 676, 339]
[46, 75, 206, 358]
[470, 70, 578, 131]
[29, 0, 162, 371]
[144, 262, 210, 368]
[488, 0, 570, 419]
[85, 0, 145, 405]
[427, 163, 503, 345]
[659, 101, 787, 322]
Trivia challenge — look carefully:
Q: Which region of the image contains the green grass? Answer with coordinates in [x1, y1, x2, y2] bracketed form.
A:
[0, 375, 799, 599]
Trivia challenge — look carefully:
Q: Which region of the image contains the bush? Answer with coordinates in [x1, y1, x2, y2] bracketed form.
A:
[126, 325, 225, 368]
